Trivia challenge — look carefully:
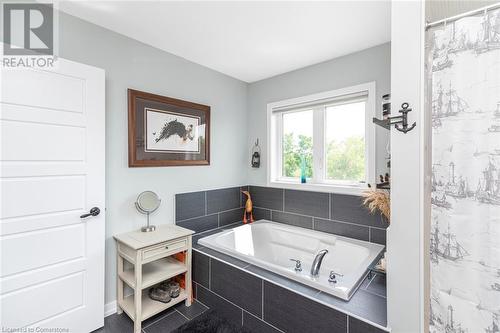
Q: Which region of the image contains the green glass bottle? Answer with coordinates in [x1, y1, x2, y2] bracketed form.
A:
[300, 155, 306, 184]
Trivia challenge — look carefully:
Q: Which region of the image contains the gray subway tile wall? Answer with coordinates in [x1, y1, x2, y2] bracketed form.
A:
[263, 281, 348, 333]
[370, 227, 387, 245]
[252, 207, 271, 220]
[245, 264, 320, 298]
[314, 218, 370, 241]
[207, 187, 241, 214]
[271, 210, 313, 229]
[176, 214, 218, 234]
[210, 260, 263, 317]
[349, 317, 387, 333]
[248, 186, 388, 245]
[284, 189, 330, 218]
[192, 250, 210, 288]
[314, 288, 387, 327]
[331, 193, 388, 228]
[175, 187, 244, 234]
[175, 191, 206, 221]
[219, 208, 243, 227]
[175, 185, 388, 245]
[249, 186, 284, 210]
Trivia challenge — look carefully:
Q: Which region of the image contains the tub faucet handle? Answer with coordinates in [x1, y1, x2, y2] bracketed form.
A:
[289, 259, 302, 272]
[328, 270, 343, 283]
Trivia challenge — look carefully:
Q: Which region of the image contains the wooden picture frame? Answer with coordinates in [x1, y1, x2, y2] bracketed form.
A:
[128, 89, 210, 167]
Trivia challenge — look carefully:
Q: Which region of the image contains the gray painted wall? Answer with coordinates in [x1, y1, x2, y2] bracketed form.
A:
[246, 43, 391, 185]
[58, 12, 248, 304]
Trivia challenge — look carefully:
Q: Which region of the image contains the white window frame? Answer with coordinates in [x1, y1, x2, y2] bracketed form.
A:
[267, 82, 376, 195]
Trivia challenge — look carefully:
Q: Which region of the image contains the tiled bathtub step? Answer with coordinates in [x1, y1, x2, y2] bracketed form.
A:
[192, 248, 388, 332]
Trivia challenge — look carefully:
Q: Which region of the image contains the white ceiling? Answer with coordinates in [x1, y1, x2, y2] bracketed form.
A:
[59, 1, 391, 83]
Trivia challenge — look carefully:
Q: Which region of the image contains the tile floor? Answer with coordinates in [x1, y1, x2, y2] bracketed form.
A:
[92, 300, 208, 333]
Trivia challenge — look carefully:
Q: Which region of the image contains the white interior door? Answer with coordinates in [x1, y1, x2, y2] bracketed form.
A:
[0, 59, 105, 332]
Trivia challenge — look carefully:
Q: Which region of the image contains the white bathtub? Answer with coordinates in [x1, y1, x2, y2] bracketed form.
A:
[198, 220, 384, 300]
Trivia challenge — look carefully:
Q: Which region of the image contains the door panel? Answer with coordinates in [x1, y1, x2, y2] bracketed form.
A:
[1, 211, 83, 236]
[1, 120, 86, 161]
[0, 59, 105, 332]
[1, 103, 85, 127]
[1, 176, 85, 218]
[1, 272, 84, 328]
[1, 259, 85, 294]
[1, 69, 84, 112]
[1, 224, 85, 277]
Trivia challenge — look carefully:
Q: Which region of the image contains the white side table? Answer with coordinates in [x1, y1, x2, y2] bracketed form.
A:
[114, 225, 194, 333]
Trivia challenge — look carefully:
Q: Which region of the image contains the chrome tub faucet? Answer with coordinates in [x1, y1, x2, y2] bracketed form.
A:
[310, 249, 328, 277]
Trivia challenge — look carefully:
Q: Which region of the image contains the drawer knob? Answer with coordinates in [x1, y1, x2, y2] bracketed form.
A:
[165, 246, 169, 249]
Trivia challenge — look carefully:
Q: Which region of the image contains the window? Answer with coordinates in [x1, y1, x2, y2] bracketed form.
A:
[282, 109, 313, 178]
[325, 100, 366, 182]
[268, 82, 375, 194]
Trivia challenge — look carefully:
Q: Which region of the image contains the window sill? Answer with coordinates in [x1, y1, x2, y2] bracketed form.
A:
[268, 180, 368, 195]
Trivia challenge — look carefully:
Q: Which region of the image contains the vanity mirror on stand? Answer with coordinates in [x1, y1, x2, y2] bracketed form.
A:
[135, 191, 161, 232]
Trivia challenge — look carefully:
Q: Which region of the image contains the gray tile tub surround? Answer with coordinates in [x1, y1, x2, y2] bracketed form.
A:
[175, 186, 247, 233]
[331, 193, 388, 228]
[192, 248, 389, 333]
[284, 189, 329, 219]
[248, 186, 284, 211]
[247, 186, 388, 245]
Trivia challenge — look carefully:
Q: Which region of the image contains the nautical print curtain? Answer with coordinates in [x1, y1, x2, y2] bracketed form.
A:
[428, 7, 500, 333]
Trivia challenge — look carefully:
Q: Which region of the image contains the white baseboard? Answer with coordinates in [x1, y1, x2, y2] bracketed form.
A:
[104, 301, 117, 317]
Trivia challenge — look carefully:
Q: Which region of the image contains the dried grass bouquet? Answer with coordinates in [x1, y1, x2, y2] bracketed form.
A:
[362, 189, 390, 223]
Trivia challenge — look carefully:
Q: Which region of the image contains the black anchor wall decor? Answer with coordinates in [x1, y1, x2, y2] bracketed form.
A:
[372, 102, 417, 134]
[393, 102, 417, 133]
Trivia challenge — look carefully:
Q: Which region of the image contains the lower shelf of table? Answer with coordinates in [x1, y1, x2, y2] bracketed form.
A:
[119, 288, 188, 321]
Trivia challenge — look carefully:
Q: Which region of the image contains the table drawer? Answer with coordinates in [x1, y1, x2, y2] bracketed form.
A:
[142, 238, 187, 261]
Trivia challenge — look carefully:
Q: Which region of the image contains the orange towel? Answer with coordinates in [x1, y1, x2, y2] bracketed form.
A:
[171, 252, 193, 302]
[173, 252, 185, 263]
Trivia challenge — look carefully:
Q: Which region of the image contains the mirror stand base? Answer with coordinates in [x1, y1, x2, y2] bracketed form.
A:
[141, 225, 156, 232]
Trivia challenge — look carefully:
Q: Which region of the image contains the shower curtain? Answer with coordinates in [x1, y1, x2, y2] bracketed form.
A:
[428, 7, 500, 333]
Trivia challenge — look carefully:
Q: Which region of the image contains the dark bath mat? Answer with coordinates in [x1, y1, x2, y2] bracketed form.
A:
[171, 309, 251, 333]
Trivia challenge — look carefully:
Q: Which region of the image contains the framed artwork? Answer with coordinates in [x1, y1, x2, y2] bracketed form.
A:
[128, 89, 210, 167]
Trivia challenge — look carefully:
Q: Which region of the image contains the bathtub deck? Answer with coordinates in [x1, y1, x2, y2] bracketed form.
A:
[192, 241, 388, 331]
